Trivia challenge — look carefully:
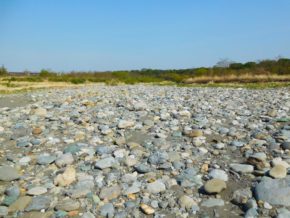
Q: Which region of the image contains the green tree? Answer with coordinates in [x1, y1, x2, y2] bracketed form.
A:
[39, 69, 56, 77]
[0, 65, 8, 76]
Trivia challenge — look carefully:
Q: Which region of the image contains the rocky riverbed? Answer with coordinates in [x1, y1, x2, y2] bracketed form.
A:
[0, 85, 290, 218]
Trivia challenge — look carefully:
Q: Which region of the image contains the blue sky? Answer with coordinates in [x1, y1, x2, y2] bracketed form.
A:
[0, 0, 290, 72]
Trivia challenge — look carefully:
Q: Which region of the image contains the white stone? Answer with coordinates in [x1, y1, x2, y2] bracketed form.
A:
[147, 180, 166, 194]
[27, 186, 47, 195]
[118, 120, 135, 129]
[19, 156, 31, 166]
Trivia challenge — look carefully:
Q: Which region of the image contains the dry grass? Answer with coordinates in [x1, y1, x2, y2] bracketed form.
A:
[183, 74, 290, 84]
[1, 75, 290, 94]
[0, 80, 100, 94]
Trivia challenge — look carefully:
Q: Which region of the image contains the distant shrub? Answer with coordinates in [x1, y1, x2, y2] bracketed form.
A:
[39, 69, 56, 77]
[24, 77, 44, 82]
[70, 78, 86, 84]
[0, 65, 8, 76]
[105, 79, 121, 86]
[229, 63, 245, 70]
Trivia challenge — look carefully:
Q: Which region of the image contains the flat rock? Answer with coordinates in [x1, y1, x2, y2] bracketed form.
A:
[37, 154, 56, 165]
[20, 211, 54, 218]
[25, 196, 51, 211]
[33, 108, 47, 116]
[230, 163, 254, 174]
[55, 199, 80, 211]
[100, 203, 115, 217]
[208, 169, 228, 181]
[8, 196, 32, 212]
[0, 206, 8, 217]
[100, 185, 121, 200]
[68, 188, 91, 199]
[134, 164, 151, 173]
[201, 198, 225, 207]
[27, 187, 47, 196]
[95, 157, 116, 169]
[147, 180, 166, 194]
[124, 185, 140, 195]
[55, 153, 74, 167]
[118, 120, 135, 129]
[0, 166, 20, 181]
[255, 176, 290, 206]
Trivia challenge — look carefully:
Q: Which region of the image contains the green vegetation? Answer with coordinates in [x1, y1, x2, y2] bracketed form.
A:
[1, 58, 290, 86]
[0, 65, 8, 76]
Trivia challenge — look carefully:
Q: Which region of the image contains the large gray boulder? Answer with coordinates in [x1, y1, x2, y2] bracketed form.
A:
[255, 176, 290, 206]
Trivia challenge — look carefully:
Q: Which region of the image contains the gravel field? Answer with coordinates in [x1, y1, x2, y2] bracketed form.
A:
[0, 85, 290, 218]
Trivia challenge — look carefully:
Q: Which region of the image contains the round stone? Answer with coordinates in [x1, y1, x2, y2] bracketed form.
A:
[204, 179, 227, 194]
[269, 165, 287, 179]
[178, 195, 197, 210]
[32, 127, 42, 135]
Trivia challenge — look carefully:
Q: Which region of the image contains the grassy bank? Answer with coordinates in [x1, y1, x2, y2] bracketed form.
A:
[1, 58, 290, 93]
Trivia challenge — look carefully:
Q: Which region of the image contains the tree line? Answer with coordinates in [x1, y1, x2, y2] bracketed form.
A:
[1, 58, 290, 84]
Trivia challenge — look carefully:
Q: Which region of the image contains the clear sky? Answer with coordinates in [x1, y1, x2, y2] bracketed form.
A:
[1, 0, 290, 72]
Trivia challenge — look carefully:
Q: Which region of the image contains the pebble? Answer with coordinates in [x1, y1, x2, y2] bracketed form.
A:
[0, 206, 8, 217]
[281, 142, 290, 150]
[208, 169, 228, 181]
[118, 120, 135, 129]
[0, 85, 289, 217]
[0, 166, 20, 181]
[55, 199, 80, 211]
[186, 129, 203, 138]
[8, 196, 32, 212]
[255, 176, 290, 206]
[95, 157, 116, 169]
[100, 203, 115, 217]
[19, 156, 32, 166]
[204, 179, 227, 194]
[33, 108, 47, 116]
[25, 196, 51, 211]
[37, 154, 56, 165]
[201, 198, 225, 207]
[230, 163, 254, 174]
[232, 188, 252, 204]
[178, 195, 197, 210]
[27, 186, 47, 196]
[269, 165, 287, 179]
[147, 180, 166, 194]
[276, 208, 290, 218]
[100, 185, 121, 200]
[32, 127, 42, 135]
[54, 166, 76, 186]
[140, 203, 155, 215]
[272, 157, 290, 168]
[134, 164, 151, 173]
[5, 185, 20, 197]
[55, 153, 74, 167]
